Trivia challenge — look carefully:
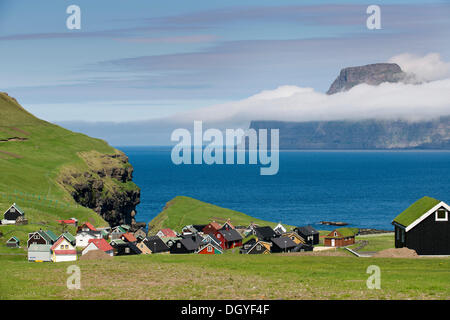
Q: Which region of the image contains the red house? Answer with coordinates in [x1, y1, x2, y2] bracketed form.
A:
[203, 221, 222, 235]
[324, 228, 358, 247]
[214, 229, 243, 250]
[197, 243, 223, 254]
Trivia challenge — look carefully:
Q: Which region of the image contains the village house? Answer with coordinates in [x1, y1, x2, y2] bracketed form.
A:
[215, 229, 242, 250]
[6, 236, 20, 248]
[220, 219, 235, 231]
[181, 225, 199, 235]
[323, 228, 358, 247]
[82, 238, 114, 256]
[201, 234, 221, 248]
[197, 242, 223, 254]
[282, 231, 305, 245]
[294, 226, 320, 245]
[169, 237, 198, 254]
[202, 221, 222, 235]
[273, 223, 287, 235]
[110, 226, 127, 240]
[27, 230, 53, 247]
[45, 230, 59, 244]
[133, 228, 147, 242]
[28, 244, 52, 262]
[254, 226, 277, 242]
[120, 232, 138, 244]
[270, 236, 297, 253]
[240, 237, 271, 254]
[60, 232, 76, 247]
[137, 236, 170, 254]
[392, 196, 450, 255]
[51, 236, 77, 262]
[156, 228, 178, 239]
[76, 222, 102, 247]
[110, 239, 141, 256]
[2, 203, 25, 225]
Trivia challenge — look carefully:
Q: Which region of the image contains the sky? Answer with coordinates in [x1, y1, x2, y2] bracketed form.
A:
[0, 0, 449, 144]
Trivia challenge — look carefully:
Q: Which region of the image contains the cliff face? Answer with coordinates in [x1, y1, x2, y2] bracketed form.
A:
[250, 117, 450, 150]
[58, 150, 141, 227]
[327, 63, 407, 94]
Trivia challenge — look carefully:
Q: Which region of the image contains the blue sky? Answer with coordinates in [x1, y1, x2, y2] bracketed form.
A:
[0, 0, 449, 124]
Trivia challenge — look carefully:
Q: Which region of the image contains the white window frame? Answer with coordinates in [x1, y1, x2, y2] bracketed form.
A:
[435, 208, 448, 221]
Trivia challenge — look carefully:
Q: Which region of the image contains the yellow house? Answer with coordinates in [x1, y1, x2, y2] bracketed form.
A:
[283, 232, 305, 245]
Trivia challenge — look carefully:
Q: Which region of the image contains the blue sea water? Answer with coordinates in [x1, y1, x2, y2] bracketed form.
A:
[119, 147, 450, 231]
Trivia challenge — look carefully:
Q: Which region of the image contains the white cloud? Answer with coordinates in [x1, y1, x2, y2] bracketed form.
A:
[389, 53, 450, 82]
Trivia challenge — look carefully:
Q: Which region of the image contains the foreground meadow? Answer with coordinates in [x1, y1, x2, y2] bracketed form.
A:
[1, 251, 448, 300]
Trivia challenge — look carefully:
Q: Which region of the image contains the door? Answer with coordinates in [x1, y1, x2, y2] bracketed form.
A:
[331, 239, 335, 247]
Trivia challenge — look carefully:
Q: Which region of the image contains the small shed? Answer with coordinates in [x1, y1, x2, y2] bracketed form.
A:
[28, 244, 52, 262]
[6, 236, 20, 248]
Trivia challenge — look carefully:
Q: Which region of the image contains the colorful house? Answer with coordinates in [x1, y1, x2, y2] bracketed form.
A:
[120, 232, 138, 243]
[51, 236, 77, 262]
[82, 238, 114, 256]
[27, 230, 53, 247]
[202, 222, 222, 235]
[76, 222, 102, 247]
[197, 242, 223, 254]
[110, 226, 127, 240]
[220, 219, 235, 231]
[156, 228, 178, 239]
[282, 231, 305, 245]
[392, 196, 450, 255]
[323, 228, 358, 247]
[214, 229, 242, 250]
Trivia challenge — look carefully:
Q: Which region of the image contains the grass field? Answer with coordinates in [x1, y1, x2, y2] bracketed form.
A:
[0, 250, 448, 300]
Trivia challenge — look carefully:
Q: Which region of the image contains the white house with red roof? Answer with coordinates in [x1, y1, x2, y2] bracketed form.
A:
[51, 236, 77, 262]
[76, 222, 102, 247]
[82, 238, 114, 256]
[156, 228, 177, 238]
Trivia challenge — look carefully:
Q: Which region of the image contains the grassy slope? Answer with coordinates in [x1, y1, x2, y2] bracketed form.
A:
[148, 196, 294, 233]
[0, 93, 120, 245]
[0, 253, 448, 300]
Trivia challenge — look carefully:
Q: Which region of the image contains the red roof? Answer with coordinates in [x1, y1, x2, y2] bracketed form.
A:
[57, 219, 77, 224]
[82, 222, 97, 231]
[88, 238, 113, 252]
[159, 228, 177, 238]
[121, 232, 137, 242]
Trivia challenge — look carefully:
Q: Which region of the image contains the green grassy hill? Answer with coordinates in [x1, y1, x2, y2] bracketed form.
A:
[148, 196, 294, 233]
[0, 92, 136, 246]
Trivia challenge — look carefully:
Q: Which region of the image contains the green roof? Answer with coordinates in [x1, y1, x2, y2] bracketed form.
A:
[7, 236, 19, 243]
[45, 230, 59, 242]
[12, 203, 25, 215]
[111, 239, 126, 245]
[393, 196, 441, 227]
[328, 227, 359, 238]
[61, 232, 76, 243]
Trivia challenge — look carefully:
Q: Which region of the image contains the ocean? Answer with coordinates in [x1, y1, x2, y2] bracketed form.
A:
[119, 147, 450, 231]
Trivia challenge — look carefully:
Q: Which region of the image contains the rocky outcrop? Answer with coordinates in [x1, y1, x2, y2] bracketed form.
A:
[58, 150, 141, 228]
[327, 63, 408, 94]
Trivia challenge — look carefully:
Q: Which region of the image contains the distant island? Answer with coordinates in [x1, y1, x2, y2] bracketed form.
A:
[250, 63, 450, 150]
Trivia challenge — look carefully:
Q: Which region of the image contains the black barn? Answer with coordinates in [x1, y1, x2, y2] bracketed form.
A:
[392, 197, 450, 255]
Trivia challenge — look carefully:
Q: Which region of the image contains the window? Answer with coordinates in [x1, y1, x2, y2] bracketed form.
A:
[256, 245, 261, 251]
[125, 247, 130, 253]
[334, 232, 338, 237]
[396, 228, 400, 240]
[207, 246, 212, 252]
[401, 230, 405, 243]
[177, 243, 181, 248]
[436, 208, 448, 221]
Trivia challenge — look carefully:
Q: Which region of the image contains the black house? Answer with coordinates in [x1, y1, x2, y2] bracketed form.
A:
[170, 237, 198, 254]
[254, 226, 277, 241]
[294, 226, 319, 245]
[144, 236, 170, 254]
[111, 239, 142, 255]
[270, 236, 297, 253]
[392, 196, 450, 255]
[3, 203, 25, 224]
